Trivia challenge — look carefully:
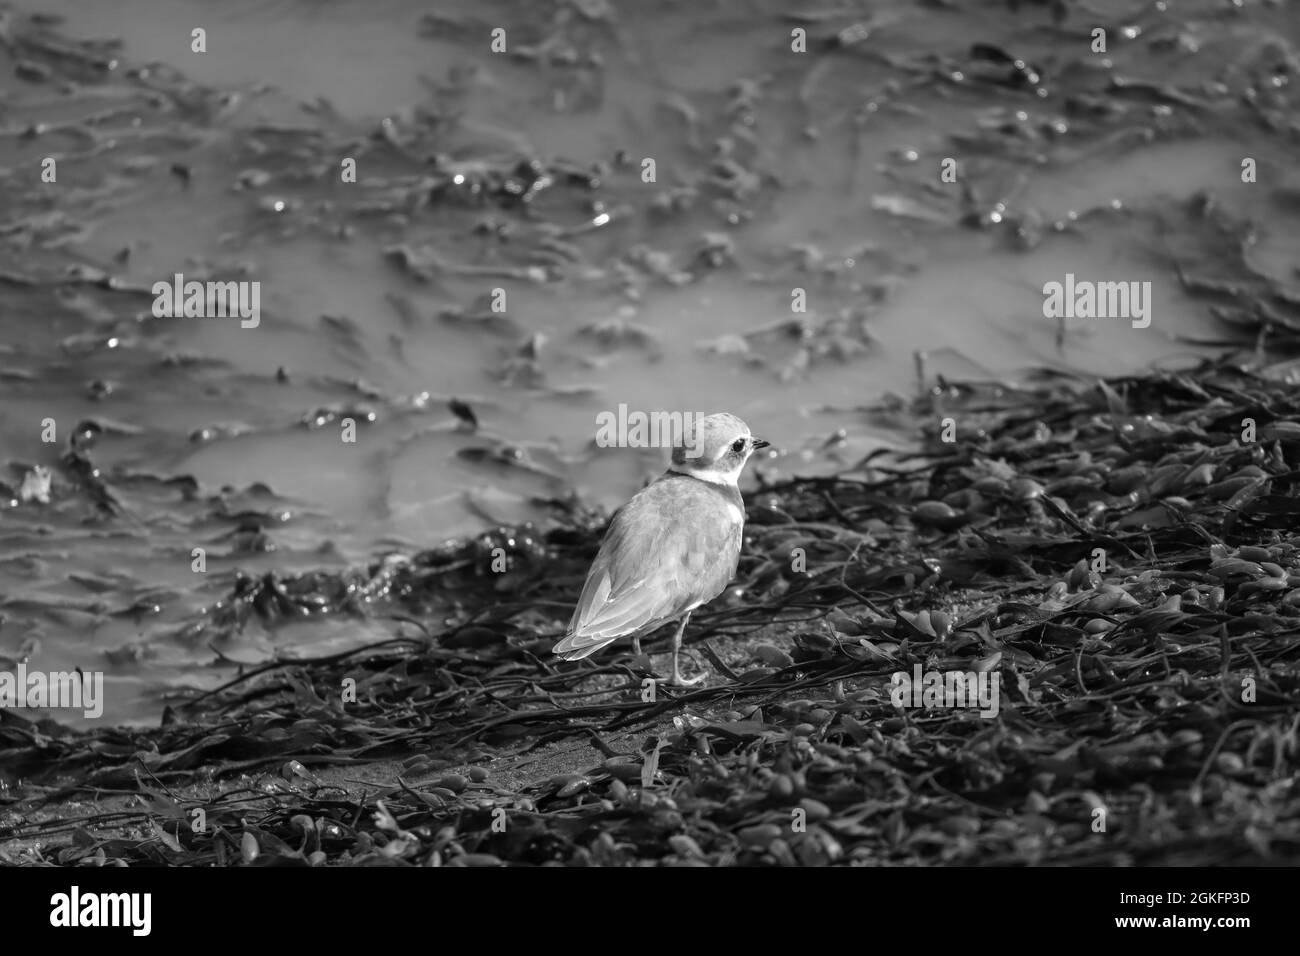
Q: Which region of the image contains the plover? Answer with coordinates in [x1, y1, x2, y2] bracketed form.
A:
[553, 412, 768, 685]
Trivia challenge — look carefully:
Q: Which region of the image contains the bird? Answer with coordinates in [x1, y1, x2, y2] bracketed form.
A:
[553, 412, 768, 685]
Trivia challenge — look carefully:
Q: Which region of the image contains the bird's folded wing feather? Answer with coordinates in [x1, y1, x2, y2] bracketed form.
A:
[558, 481, 741, 656]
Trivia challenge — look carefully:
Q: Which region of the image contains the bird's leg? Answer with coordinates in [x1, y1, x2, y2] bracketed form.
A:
[632, 634, 643, 657]
[669, 612, 706, 686]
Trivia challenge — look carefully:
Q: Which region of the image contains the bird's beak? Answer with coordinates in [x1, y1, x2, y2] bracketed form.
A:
[751, 437, 770, 449]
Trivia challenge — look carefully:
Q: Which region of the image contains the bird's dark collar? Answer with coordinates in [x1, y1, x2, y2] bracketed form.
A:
[661, 469, 744, 508]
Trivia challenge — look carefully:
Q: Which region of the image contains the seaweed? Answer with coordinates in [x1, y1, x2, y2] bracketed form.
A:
[4, 357, 1299, 865]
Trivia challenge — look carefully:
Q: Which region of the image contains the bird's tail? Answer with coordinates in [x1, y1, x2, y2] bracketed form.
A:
[552, 632, 618, 661]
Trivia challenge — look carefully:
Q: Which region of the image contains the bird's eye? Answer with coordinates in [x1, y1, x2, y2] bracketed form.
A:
[731, 438, 746, 453]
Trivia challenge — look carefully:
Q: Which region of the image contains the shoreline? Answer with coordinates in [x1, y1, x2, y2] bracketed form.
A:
[5, 354, 1299, 865]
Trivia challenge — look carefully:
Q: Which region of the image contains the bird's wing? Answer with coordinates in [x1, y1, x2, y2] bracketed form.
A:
[554, 479, 742, 659]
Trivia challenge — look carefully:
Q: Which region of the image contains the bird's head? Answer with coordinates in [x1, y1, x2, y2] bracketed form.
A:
[669, 412, 769, 487]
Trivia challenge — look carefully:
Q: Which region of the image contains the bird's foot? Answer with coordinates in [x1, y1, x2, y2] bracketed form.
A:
[669, 657, 707, 687]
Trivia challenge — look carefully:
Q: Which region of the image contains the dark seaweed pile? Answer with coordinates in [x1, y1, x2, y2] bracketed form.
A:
[3, 357, 1298, 865]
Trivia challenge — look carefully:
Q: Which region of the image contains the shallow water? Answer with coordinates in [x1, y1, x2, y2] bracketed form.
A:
[1, 0, 1298, 724]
